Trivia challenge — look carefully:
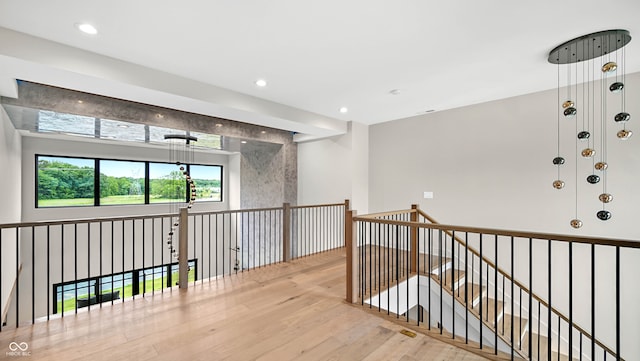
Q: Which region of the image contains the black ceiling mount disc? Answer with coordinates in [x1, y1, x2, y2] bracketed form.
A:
[548, 29, 631, 64]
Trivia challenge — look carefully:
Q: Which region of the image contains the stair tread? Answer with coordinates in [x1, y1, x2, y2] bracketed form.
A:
[452, 283, 486, 305]
[420, 255, 452, 274]
[521, 332, 579, 361]
[498, 313, 528, 346]
[472, 297, 504, 326]
[431, 269, 466, 288]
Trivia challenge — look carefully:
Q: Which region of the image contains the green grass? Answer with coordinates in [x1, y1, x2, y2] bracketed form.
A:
[100, 195, 145, 205]
[38, 198, 94, 207]
[56, 269, 195, 313]
[39, 193, 221, 207]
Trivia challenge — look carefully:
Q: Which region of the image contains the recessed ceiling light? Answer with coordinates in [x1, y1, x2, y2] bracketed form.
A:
[77, 100, 84, 104]
[156, 113, 164, 119]
[260, 130, 266, 134]
[76, 23, 98, 35]
[339, 107, 348, 114]
[215, 123, 223, 127]
[389, 89, 401, 95]
[241, 140, 247, 144]
[255, 79, 267, 87]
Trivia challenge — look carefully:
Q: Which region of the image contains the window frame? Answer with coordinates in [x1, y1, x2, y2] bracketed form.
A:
[35, 154, 223, 208]
[52, 259, 198, 314]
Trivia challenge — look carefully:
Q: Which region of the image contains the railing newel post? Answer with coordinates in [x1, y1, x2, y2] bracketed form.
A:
[282, 203, 291, 262]
[346, 209, 357, 303]
[178, 207, 188, 289]
[410, 204, 418, 273]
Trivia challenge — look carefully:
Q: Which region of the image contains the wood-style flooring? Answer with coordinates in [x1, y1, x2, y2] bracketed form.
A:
[0, 249, 487, 361]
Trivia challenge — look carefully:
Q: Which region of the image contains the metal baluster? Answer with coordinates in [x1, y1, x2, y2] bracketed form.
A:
[161, 218, 165, 292]
[529, 237, 533, 359]
[569, 241, 573, 361]
[61, 225, 64, 317]
[142, 220, 145, 294]
[121, 221, 125, 299]
[406, 225, 409, 323]
[519, 288, 522, 350]
[538, 302, 541, 360]
[428, 228, 432, 330]
[580, 333, 583, 361]
[417, 225, 420, 326]
[452, 230, 455, 339]
[47, 225, 50, 319]
[370, 222, 373, 310]
[360, 222, 365, 305]
[479, 233, 483, 349]
[200, 215, 203, 282]
[74, 224, 78, 313]
[0, 227, 2, 330]
[31, 226, 35, 324]
[377, 223, 381, 312]
[558, 317, 561, 361]
[616, 246, 620, 361]
[208, 215, 211, 280]
[16, 228, 19, 325]
[494, 234, 498, 355]
[222, 214, 226, 276]
[396, 224, 400, 317]
[511, 236, 514, 360]
[387, 223, 390, 316]
[465, 232, 469, 344]
[548, 239, 552, 361]
[150, 220, 153, 295]
[132, 220, 135, 298]
[439, 229, 443, 334]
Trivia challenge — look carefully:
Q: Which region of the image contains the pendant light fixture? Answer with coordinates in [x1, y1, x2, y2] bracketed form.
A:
[164, 133, 198, 261]
[548, 29, 632, 228]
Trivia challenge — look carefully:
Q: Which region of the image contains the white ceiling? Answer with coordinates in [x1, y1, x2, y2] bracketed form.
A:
[0, 0, 639, 139]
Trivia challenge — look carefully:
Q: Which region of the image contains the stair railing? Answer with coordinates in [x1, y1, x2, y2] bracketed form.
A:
[415, 208, 624, 361]
[0, 200, 348, 329]
[345, 204, 640, 361]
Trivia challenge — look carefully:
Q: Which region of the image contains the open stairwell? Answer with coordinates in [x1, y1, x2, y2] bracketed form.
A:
[429, 256, 578, 361]
[364, 252, 580, 360]
[348, 205, 634, 360]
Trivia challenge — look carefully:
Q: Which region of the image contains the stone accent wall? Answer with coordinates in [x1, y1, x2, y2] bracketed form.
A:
[2, 81, 297, 207]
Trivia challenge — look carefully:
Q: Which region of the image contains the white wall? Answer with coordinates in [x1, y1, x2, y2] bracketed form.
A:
[369, 72, 640, 240]
[298, 121, 369, 213]
[0, 106, 21, 322]
[368, 71, 640, 360]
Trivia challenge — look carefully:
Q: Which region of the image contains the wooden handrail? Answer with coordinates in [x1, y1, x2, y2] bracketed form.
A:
[352, 206, 628, 359]
[353, 212, 640, 249]
[0, 202, 348, 230]
[414, 208, 621, 359]
[356, 209, 418, 219]
[290, 201, 348, 210]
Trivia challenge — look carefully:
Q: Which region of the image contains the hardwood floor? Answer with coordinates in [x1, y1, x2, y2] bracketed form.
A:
[0, 249, 487, 361]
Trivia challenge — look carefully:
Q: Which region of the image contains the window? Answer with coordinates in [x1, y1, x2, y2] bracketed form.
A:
[38, 110, 95, 137]
[99, 160, 145, 205]
[149, 162, 187, 203]
[190, 164, 222, 202]
[36, 155, 223, 208]
[37, 156, 95, 207]
[53, 260, 196, 314]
